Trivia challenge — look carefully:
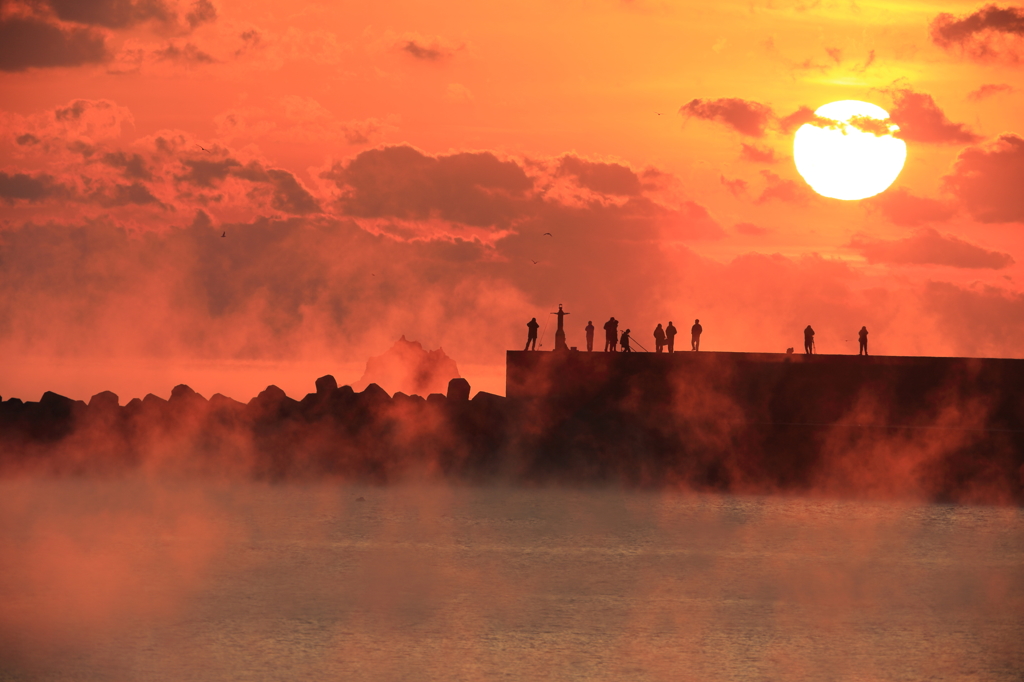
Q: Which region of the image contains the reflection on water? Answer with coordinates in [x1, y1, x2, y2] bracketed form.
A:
[1, 480, 1022, 681]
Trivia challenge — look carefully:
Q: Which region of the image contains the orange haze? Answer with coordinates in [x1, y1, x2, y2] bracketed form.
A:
[2, 0, 1024, 401]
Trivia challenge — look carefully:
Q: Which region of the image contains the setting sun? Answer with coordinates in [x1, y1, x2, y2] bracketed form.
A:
[793, 100, 907, 201]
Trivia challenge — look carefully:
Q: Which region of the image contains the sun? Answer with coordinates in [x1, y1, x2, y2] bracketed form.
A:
[793, 100, 907, 201]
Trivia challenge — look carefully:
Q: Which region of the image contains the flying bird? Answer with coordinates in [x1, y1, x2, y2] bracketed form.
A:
[221, 231, 226, 237]
[542, 232, 552, 237]
[531, 259, 539, 265]
[197, 144, 212, 154]
[655, 112, 664, 116]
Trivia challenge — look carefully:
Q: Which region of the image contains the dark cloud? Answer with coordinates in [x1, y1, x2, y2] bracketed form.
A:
[557, 156, 642, 196]
[47, 0, 174, 28]
[401, 41, 446, 60]
[887, 87, 981, 144]
[15, 134, 41, 146]
[176, 158, 241, 187]
[864, 187, 957, 226]
[738, 143, 779, 164]
[720, 175, 747, 198]
[943, 134, 1024, 223]
[154, 42, 215, 64]
[102, 152, 153, 180]
[0, 172, 69, 203]
[734, 222, 770, 236]
[398, 36, 461, 61]
[847, 115, 893, 136]
[755, 171, 810, 204]
[0, 17, 107, 72]
[322, 146, 533, 227]
[185, 0, 217, 28]
[267, 170, 319, 215]
[777, 106, 833, 134]
[931, 4, 1024, 60]
[680, 98, 774, 137]
[174, 157, 318, 215]
[235, 29, 262, 57]
[849, 228, 1014, 269]
[967, 83, 1014, 101]
[91, 182, 162, 207]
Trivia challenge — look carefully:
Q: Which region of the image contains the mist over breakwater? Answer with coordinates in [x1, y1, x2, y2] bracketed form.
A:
[2, 349, 1023, 504]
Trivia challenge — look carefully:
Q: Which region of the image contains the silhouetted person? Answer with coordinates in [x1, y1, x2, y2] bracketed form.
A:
[691, 319, 702, 351]
[654, 324, 666, 353]
[620, 329, 632, 352]
[804, 325, 815, 354]
[525, 317, 539, 351]
[858, 326, 869, 356]
[585, 321, 595, 352]
[604, 317, 618, 352]
[666, 321, 677, 353]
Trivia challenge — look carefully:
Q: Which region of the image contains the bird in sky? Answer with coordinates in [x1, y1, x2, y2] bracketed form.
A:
[655, 112, 663, 116]
[542, 232, 552, 237]
[198, 144, 212, 154]
[531, 260, 539, 265]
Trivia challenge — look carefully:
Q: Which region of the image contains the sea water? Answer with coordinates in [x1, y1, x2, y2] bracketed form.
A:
[1, 480, 1022, 681]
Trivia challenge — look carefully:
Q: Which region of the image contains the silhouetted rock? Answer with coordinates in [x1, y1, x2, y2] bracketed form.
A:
[358, 383, 391, 406]
[249, 385, 298, 420]
[393, 392, 426, 407]
[471, 391, 505, 405]
[354, 336, 461, 396]
[40, 391, 76, 414]
[426, 393, 446, 405]
[315, 375, 338, 394]
[209, 393, 245, 411]
[447, 378, 471, 401]
[89, 391, 120, 410]
[170, 384, 206, 403]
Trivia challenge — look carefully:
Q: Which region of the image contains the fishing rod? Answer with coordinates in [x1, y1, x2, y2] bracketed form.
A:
[624, 331, 650, 352]
[538, 311, 552, 349]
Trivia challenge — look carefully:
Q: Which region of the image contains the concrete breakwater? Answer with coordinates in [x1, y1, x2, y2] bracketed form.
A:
[0, 351, 1021, 503]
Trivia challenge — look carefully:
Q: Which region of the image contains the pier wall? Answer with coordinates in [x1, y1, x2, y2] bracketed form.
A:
[507, 350, 1024, 429]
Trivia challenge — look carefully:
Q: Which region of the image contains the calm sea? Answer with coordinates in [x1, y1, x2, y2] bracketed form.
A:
[1, 480, 1022, 681]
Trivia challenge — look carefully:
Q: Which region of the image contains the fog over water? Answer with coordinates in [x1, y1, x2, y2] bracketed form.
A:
[1, 479, 1022, 681]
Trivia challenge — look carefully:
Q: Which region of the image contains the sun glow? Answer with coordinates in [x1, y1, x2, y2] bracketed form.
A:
[793, 100, 907, 201]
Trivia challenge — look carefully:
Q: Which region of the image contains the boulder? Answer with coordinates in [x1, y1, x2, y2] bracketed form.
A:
[315, 375, 338, 394]
[170, 384, 206, 403]
[88, 391, 120, 410]
[358, 383, 391, 405]
[447, 378, 471, 401]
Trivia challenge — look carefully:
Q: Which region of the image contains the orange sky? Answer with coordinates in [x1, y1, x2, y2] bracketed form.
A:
[1, 0, 1023, 400]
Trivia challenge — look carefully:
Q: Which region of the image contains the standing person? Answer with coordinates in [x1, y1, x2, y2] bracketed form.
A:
[604, 317, 618, 352]
[620, 329, 632, 353]
[654, 323, 666, 353]
[691, 319, 703, 351]
[858, 326, 869, 356]
[804, 325, 815, 355]
[585, 321, 595, 352]
[666, 321, 677, 353]
[525, 317, 540, 351]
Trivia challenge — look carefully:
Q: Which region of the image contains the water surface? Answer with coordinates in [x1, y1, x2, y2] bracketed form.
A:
[1, 480, 1021, 681]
